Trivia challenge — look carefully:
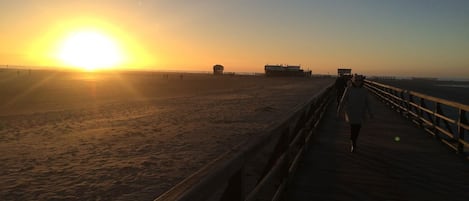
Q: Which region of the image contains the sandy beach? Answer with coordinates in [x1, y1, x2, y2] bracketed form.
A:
[0, 69, 333, 200]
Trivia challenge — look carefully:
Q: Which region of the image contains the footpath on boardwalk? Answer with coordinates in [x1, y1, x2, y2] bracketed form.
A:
[288, 95, 469, 201]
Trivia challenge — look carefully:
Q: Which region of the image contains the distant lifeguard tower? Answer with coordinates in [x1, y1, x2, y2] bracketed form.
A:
[213, 64, 224, 75]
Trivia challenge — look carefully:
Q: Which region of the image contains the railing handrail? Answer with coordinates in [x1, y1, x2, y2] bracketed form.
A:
[366, 80, 469, 111]
[154, 82, 335, 201]
[364, 80, 469, 155]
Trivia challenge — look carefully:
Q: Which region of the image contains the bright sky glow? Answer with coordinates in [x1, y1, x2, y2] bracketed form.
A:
[57, 30, 124, 71]
[0, 0, 468, 78]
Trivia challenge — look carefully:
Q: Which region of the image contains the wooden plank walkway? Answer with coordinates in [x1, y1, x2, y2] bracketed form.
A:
[287, 95, 469, 201]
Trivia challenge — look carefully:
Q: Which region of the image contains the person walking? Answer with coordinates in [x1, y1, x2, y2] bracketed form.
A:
[337, 75, 373, 152]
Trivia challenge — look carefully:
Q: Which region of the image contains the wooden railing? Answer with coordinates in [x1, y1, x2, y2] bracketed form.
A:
[365, 80, 469, 155]
[154, 83, 334, 201]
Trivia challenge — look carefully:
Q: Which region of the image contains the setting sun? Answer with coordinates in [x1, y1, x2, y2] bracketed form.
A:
[57, 30, 124, 71]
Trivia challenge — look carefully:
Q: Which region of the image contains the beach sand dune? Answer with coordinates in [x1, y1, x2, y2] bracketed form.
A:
[0, 70, 333, 200]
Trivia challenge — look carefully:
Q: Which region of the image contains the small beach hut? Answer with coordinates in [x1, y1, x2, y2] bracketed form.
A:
[213, 64, 224, 75]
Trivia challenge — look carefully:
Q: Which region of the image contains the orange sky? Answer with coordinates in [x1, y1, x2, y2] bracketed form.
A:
[1, 0, 468, 78]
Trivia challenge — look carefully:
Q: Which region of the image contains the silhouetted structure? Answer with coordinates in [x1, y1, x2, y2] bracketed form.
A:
[213, 64, 224, 75]
[264, 64, 311, 77]
[337, 68, 351, 76]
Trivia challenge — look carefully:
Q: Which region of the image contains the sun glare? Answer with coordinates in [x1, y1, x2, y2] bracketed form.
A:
[57, 30, 124, 71]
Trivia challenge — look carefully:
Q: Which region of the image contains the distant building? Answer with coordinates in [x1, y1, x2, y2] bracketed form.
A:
[264, 64, 311, 77]
[337, 68, 352, 76]
[213, 64, 224, 75]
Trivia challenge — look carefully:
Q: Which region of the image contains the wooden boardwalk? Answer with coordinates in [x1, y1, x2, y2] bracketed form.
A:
[287, 95, 469, 201]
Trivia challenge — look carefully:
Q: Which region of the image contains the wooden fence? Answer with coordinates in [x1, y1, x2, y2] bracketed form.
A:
[365, 80, 469, 155]
[154, 83, 334, 201]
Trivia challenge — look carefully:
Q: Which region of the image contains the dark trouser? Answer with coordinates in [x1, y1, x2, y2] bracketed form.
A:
[350, 124, 362, 146]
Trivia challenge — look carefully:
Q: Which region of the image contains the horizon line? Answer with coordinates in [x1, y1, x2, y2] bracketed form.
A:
[1, 64, 468, 81]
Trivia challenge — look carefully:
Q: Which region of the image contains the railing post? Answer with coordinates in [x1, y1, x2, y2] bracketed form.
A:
[387, 88, 392, 107]
[378, 83, 384, 100]
[434, 103, 441, 139]
[457, 109, 467, 153]
[280, 137, 293, 201]
[404, 90, 410, 117]
[399, 90, 404, 114]
[419, 98, 425, 127]
[409, 93, 414, 117]
[220, 168, 244, 201]
[260, 128, 288, 178]
[292, 111, 307, 138]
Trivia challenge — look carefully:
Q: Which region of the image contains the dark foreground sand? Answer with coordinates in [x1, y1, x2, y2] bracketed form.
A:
[0, 69, 333, 201]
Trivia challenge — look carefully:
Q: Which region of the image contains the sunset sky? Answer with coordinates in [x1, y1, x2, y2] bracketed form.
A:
[1, 0, 468, 78]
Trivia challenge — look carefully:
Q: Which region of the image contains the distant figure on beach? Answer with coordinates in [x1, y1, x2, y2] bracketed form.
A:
[337, 75, 373, 153]
[335, 75, 348, 106]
